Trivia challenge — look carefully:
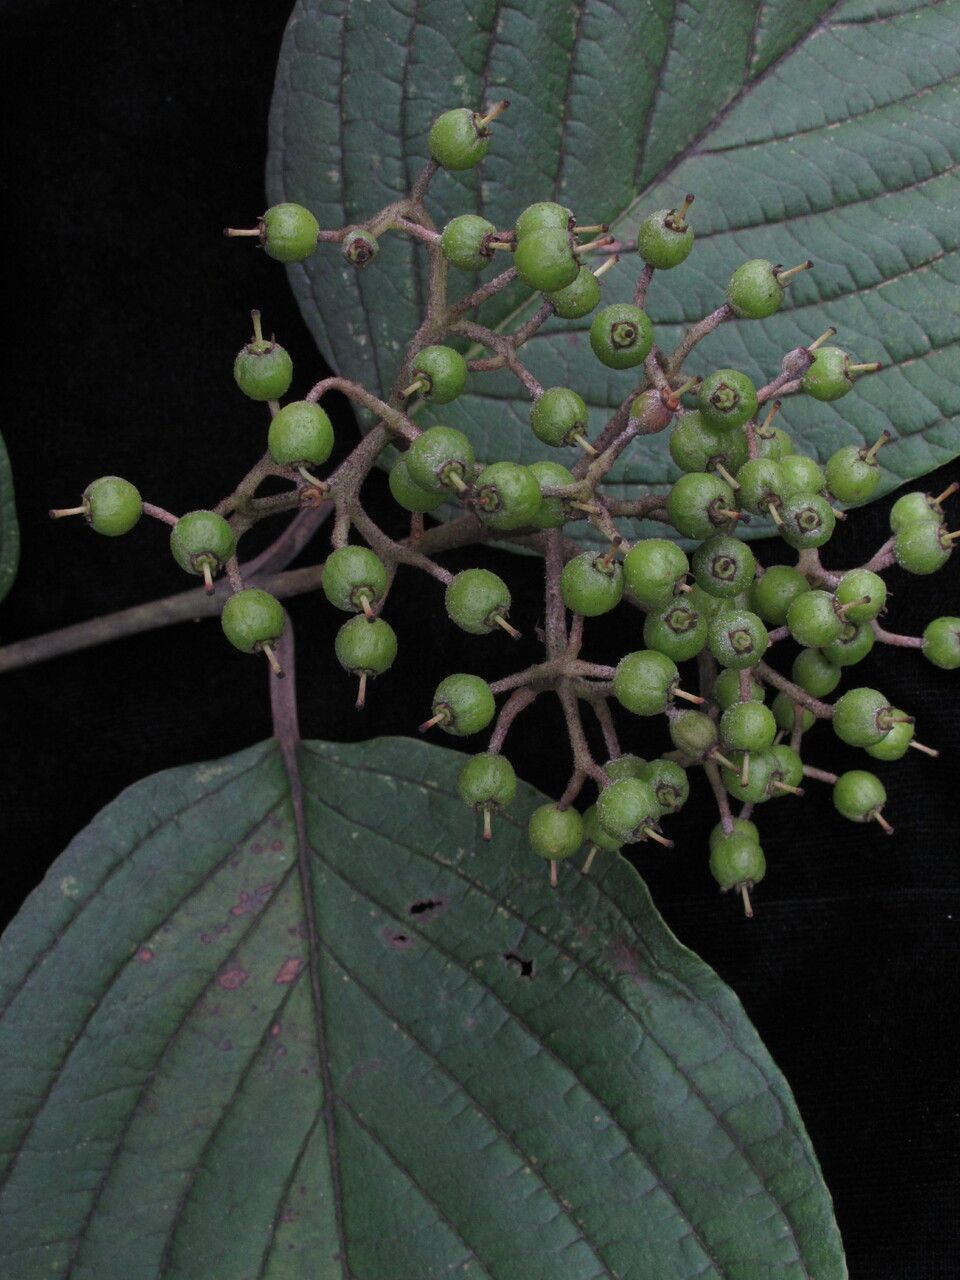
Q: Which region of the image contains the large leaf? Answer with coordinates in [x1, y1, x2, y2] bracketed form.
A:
[0, 736, 845, 1278]
[268, 0, 960, 545]
[0, 432, 18, 602]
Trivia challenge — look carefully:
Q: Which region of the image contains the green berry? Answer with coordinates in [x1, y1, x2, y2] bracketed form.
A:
[803, 347, 874, 402]
[560, 552, 624, 617]
[457, 754, 517, 826]
[429, 108, 491, 170]
[749, 565, 809, 625]
[755, 425, 794, 462]
[528, 460, 575, 529]
[821, 622, 875, 667]
[832, 687, 900, 748]
[890, 488, 951, 532]
[408, 346, 467, 404]
[583, 805, 623, 854]
[668, 710, 718, 760]
[833, 770, 889, 828]
[623, 539, 689, 608]
[170, 511, 235, 581]
[713, 668, 764, 711]
[321, 546, 388, 615]
[531, 387, 590, 449]
[388, 455, 445, 514]
[596, 779, 659, 843]
[923, 616, 960, 669]
[406, 426, 475, 494]
[825, 445, 881, 505]
[515, 201, 572, 239]
[221, 588, 284, 654]
[589, 303, 653, 370]
[708, 606, 769, 669]
[514, 228, 578, 292]
[720, 750, 777, 805]
[737, 458, 785, 518]
[779, 454, 825, 497]
[427, 674, 495, 737]
[792, 647, 842, 697]
[710, 835, 766, 909]
[669, 412, 746, 476]
[233, 314, 293, 402]
[772, 692, 815, 735]
[770, 744, 804, 792]
[80, 476, 142, 536]
[334, 615, 397, 677]
[709, 817, 760, 854]
[720, 701, 777, 753]
[267, 401, 335, 468]
[636, 202, 694, 269]
[778, 492, 836, 550]
[894, 521, 954, 575]
[698, 370, 758, 432]
[786, 589, 842, 648]
[341, 227, 379, 267]
[613, 650, 681, 716]
[441, 215, 496, 271]
[547, 266, 601, 318]
[473, 462, 542, 530]
[444, 568, 514, 636]
[640, 759, 690, 816]
[864, 711, 917, 762]
[259, 203, 319, 263]
[643, 599, 708, 662]
[604, 754, 649, 782]
[834, 569, 886, 623]
[528, 804, 584, 862]
[726, 259, 784, 319]
[666, 472, 738, 540]
[691, 535, 756, 599]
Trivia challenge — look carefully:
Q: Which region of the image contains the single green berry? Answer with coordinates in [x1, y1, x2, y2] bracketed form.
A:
[786, 589, 842, 648]
[321, 545, 388, 615]
[405, 426, 475, 494]
[833, 687, 902, 748]
[528, 460, 576, 529]
[691, 534, 756, 599]
[170, 510, 235, 587]
[457, 753, 517, 839]
[710, 832, 766, 914]
[770, 744, 804, 794]
[668, 710, 718, 760]
[772, 692, 815, 735]
[604, 754, 649, 782]
[222, 588, 285, 655]
[720, 749, 777, 805]
[778, 492, 836, 550]
[726, 259, 784, 319]
[429, 107, 492, 170]
[623, 539, 689, 608]
[834, 570, 886, 623]
[708, 817, 760, 854]
[640, 758, 690, 816]
[698, 370, 758, 432]
[560, 552, 624, 617]
[596, 779, 659, 844]
[890, 482, 957, 532]
[669, 412, 746, 478]
[514, 228, 579, 292]
[334, 616, 397, 707]
[528, 804, 584, 864]
[515, 201, 573, 239]
[643, 600, 708, 663]
[636, 197, 695, 269]
[821, 622, 875, 667]
[713, 668, 765, 711]
[720, 701, 777, 753]
[803, 347, 880, 402]
[894, 521, 954, 575]
[531, 387, 590, 450]
[589, 303, 653, 370]
[833, 770, 891, 832]
[547, 266, 601, 318]
[441, 214, 496, 271]
[388, 454, 445, 514]
[864, 711, 923, 763]
[582, 805, 623, 857]
[666, 471, 739, 540]
[73, 476, 142, 537]
[259, 203, 319, 263]
[613, 650, 681, 716]
[444, 568, 517, 638]
[825, 443, 883, 505]
[779, 453, 826, 497]
[749, 565, 810, 625]
[341, 227, 379, 267]
[755, 425, 794, 462]
[424, 673, 496, 737]
[922, 616, 960, 669]
[233, 312, 293, 402]
[407, 346, 467, 405]
[793, 647, 842, 697]
[268, 401, 335, 468]
[708, 606, 769, 669]
[473, 462, 542, 530]
[736, 458, 785, 518]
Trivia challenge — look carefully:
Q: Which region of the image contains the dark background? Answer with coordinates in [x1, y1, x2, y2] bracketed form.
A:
[2, 2, 957, 1275]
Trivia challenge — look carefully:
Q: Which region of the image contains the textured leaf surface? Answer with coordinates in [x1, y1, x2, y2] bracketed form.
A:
[268, 0, 960, 545]
[0, 432, 18, 603]
[0, 736, 845, 1278]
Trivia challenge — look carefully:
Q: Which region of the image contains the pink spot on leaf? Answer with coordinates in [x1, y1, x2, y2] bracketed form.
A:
[274, 957, 304, 985]
[136, 948, 154, 963]
[217, 966, 249, 990]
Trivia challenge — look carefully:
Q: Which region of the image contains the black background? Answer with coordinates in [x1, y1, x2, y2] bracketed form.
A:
[2, 2, 958, 1275]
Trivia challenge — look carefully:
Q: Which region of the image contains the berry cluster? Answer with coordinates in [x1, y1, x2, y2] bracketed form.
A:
[50, 102, 959, 916]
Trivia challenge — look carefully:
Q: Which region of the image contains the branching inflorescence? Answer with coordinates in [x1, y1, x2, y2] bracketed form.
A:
[48, 102, 960, 915]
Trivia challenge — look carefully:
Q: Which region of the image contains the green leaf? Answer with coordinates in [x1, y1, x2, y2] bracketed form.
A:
[0, 736, 845, 1278]
[0, 431, 19, 603]
[268, 0, 960, 545]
